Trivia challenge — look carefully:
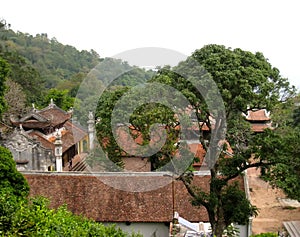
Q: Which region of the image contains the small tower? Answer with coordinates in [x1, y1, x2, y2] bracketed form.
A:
[54, 129, 63, 171]
[87, 111, 95, 151]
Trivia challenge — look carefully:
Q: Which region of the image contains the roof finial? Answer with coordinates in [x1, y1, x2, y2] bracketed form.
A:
[88, 111, 94, 120]
[49, 98, 55, 108]
[55, 128, 62, 138]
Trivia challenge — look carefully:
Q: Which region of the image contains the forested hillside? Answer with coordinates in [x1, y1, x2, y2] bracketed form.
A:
[0, 22, 101, 88]
[0, 20, 152, 123]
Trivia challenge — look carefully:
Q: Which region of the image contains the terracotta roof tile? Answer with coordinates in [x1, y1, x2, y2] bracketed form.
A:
[38, 105, 71, 126]
[24, 173, 213, 223]
[246, 109, 270, 121]
[251, 123, 272, 132]
[28, 121, 87, 153]
[28, 131, 55, 151]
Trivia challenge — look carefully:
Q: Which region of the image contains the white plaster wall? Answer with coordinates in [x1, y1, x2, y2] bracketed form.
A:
[106, 222, 169, 237]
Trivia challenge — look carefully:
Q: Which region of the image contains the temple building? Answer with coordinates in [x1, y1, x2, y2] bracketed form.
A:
[2, 100, 93, 172]
[244, 109, 272, 133]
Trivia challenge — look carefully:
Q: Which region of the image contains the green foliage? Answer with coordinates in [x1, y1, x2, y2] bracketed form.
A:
[0, 28, 101, 88]
[223, 224, 240, 237]
[257, 127, 300, 201]
[0, 56, 9, 116]
[150, 45, 295, 237]
[0, 148, 141, 236]
[191, 44, 295, 117]
[0, 49, 45, 105]
[42, 88, 75, 111]
[0, 146, 29, 234]
[86, 57, 153, 87]
[95, 84, 186, 171]
[246, 95, 300, 201]
[74, 58, 153, 125]
[0, 22, 103, 113]
[0, 187, 27, 234]
[95, 86, 130, 168]
[221, 183, 258, 226]
[1, 196, 141, 237]
[0, 146, 29, 197]
[250, 233, 277, 237]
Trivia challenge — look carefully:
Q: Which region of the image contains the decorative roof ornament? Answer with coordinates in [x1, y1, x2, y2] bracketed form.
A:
[19, 124, 24, 131]
[55, 128, 62, 139]
[32, 103, 36, 112]
[49, 98, 55, 108]
[67, 107, 74, 114]
[88, 111, 94, 120]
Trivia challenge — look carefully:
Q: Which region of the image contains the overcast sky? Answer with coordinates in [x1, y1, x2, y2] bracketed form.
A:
[2, 0, 300, 89]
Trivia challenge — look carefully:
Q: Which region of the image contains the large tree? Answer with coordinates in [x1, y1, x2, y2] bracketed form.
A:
[95, 85, 182, 171]
[92, 44, 295, 236]
[150, 44, 295, 236]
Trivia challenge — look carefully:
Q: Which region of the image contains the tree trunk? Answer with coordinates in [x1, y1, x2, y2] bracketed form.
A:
[214, 223, 226, 237]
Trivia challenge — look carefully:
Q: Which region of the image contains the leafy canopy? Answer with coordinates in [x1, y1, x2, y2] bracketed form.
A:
[150, 44, 295, 236]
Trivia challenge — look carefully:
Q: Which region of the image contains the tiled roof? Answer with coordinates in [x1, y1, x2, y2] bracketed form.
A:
[10, 104, 72, 129]
[28, 130, 55, 151]
[10, 112, 51, 129]
[246, 109, 271, 121]
[11, 102, 87, 153]
[28, 121, 87, 153]
[24, 173, 213, 223]
[191, 140, 233, 168]
[251, 123, 272, 133]
[38, 104, 71, 127]
[61, 121, 87, 152]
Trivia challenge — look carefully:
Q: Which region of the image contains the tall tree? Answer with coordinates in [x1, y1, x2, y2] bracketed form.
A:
[84, 44, 295, 236]
[150, 44, 295, 236]
[95, 85, 181, 170]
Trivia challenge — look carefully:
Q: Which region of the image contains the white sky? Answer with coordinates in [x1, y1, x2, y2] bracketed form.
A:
[1, 0, 300, 90]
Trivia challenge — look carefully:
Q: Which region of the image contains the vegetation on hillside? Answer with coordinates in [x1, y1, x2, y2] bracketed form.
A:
[0, 20, 154, 124]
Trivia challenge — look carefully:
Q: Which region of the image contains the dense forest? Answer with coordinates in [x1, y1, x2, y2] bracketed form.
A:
[0, 20, 153, 124]
[0, 21, 101, 88]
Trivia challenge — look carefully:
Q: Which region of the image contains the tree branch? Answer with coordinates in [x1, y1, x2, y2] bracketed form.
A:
[178, 174, 210, 210]
[223, 161, 277, 182]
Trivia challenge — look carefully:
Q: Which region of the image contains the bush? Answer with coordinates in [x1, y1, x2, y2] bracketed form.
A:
[0, 146, 30, 197]
[3, 196, 142, 236]
[250, 233, 277, 237]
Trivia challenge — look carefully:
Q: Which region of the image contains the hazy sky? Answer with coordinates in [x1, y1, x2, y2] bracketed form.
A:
[2, 0, 300, 89]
